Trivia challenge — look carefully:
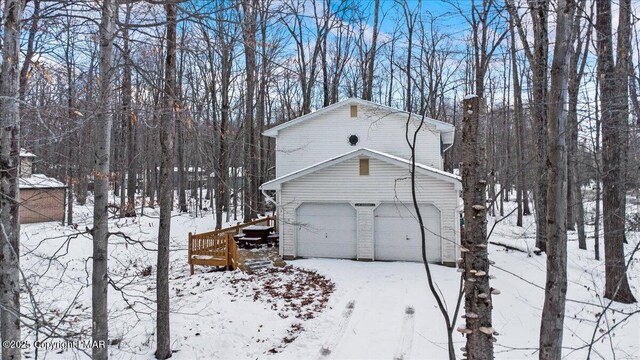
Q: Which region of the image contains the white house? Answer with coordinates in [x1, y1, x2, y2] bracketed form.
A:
[260, 98, 461, 265]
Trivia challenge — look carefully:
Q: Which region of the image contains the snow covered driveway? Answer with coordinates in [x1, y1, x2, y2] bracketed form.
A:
[274, 242, 639, 360]
[273, 260, 462, 360]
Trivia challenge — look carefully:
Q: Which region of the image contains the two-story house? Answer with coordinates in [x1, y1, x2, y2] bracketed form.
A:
[260, 98, 461, 266]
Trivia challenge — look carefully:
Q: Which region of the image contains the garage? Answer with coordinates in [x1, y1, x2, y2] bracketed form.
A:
[296, 203, 357, 259]
[374, 202, 441, 262]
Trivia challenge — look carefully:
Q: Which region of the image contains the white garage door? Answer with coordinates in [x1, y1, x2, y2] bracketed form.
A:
[296, 203, 357, 259]
[374, 202, 441, 262]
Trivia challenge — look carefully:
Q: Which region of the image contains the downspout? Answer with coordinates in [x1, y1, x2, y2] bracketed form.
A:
[441, 131, 455, 170]
[261, 186, 278, 228]
[261, 186, 282, 256]
[442, 131, 455, 153]
[261, 187, 277, 208]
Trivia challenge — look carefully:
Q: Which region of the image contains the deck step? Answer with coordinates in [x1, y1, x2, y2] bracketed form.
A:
[245, 259, 272, 271]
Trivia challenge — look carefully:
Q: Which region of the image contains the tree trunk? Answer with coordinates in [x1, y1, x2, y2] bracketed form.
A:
[566, 0, 589, 246]
[596, 0, 636, 304]
[18, 0, 39, 102]
[66, 144, 74, 225]
[65, 30, 75, 226]
[461, 95, 494, 360]
[215, 30, 231, 228]
[124, 12, 137, 218]
[509, 18, 524, 227]
[177, 117, 187, 213]
[530, 1, 550, 252]
[156, 3, 177, 358]
[362, 0, 380, 101]
[594, 78, 601, 261]
[242, 0, 258, 222]
[539, 0, 574, 357]
[92, 0, 116, 358]
[0, 1, 25, 359]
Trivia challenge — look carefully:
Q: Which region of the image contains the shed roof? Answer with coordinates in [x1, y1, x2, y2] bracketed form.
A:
[19, 174, 66, 189]
[20, 148, 37, 158]
[260, 148, 461, 191]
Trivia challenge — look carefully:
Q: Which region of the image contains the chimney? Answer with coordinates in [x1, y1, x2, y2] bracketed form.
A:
[19, 149, 36, 178]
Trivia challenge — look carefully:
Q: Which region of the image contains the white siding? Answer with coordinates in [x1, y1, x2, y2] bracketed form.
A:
[356, 206, 375, 259]
[275, 104, 442, 177]
[278, 157, 459, 264]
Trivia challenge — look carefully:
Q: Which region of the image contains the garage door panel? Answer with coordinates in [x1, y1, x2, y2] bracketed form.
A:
[375, 203, 441, 262]
[297, 203, 357, 259]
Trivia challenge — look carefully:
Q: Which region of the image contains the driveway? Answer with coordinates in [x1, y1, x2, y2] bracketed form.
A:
[273, 259, 461, 360]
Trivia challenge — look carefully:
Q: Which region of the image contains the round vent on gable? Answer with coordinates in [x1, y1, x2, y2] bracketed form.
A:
[348, 135, 359, 146]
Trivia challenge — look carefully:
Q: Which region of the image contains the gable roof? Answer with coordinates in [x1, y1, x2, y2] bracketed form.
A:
[20, 148, 37, 158]
[263, 98, 455, 143]
[19, 174, 66, 189]
[260, 148, 461, 191]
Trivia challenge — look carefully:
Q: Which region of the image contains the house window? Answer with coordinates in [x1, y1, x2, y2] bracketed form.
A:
[348, 135, 359, 146]
[350, 105, 358, 117]
[359, 158, 369, 176]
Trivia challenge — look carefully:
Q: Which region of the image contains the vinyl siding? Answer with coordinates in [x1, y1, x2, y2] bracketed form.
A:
[275, 104, 443, 177]
[279, 157, 459, 263]
[357, 206, 375, 259]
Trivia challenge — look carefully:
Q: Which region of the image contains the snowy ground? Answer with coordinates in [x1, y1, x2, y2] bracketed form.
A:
[17, 195, 640, 359]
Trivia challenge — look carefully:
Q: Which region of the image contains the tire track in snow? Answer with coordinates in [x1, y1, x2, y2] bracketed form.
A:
[318, 300, 356, 358]
[393, 306, 416, 360]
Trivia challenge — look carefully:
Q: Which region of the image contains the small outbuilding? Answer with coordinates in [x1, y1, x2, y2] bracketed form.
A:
[19, 149, 67, 224]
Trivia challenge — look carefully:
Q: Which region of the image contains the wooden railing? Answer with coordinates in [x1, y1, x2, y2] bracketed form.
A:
[188, 216, 275, 275]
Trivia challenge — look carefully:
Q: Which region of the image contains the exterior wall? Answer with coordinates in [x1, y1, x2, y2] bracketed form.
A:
[275, 104, 442, 177]
[278, 157, 459, 263]
[19, 188, 65, 224]
[19, 157, 33, 178]
[356, 205, 375, 259]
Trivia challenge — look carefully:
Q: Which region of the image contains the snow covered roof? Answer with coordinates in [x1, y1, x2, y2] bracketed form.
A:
[20, 148, 37, 158]
[19, 174, 66, 189]
[262, 98, 455, 144]
[261, 148, 461, 191]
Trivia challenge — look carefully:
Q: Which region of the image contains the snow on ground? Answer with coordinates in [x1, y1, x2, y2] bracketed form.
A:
[18, 195, 640, 359]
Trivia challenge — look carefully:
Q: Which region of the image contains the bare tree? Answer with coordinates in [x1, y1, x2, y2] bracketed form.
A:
[242, 0, 258, 222]
[0, 0, 26, 359]
[362, 0, 380, 101]
[566, 0, 590, 249]
[156, 2, 178, 358]
[397, 0, 418, 111]
[507, 0, 550, 252]
[595, 0, 637, 303]
[539, 0, 575, 357]
[508, 16, 526, 227]
[123, 4, 137, 218]
[92, 0, 117, 358]
[460, 95, 494, 360]
[405, 104, 463, 360]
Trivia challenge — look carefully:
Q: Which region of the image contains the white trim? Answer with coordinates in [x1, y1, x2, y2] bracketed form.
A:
[260, 148, 461, 191]
[263, 98, 455, 142]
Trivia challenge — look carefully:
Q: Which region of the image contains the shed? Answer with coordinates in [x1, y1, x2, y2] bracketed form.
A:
[18, 150, 67, 224]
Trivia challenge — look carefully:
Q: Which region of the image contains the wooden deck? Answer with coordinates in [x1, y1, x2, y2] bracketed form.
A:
[188, 217, 276, 275]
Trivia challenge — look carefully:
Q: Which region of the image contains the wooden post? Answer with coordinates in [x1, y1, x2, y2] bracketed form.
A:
[188, 232, 193, 275]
